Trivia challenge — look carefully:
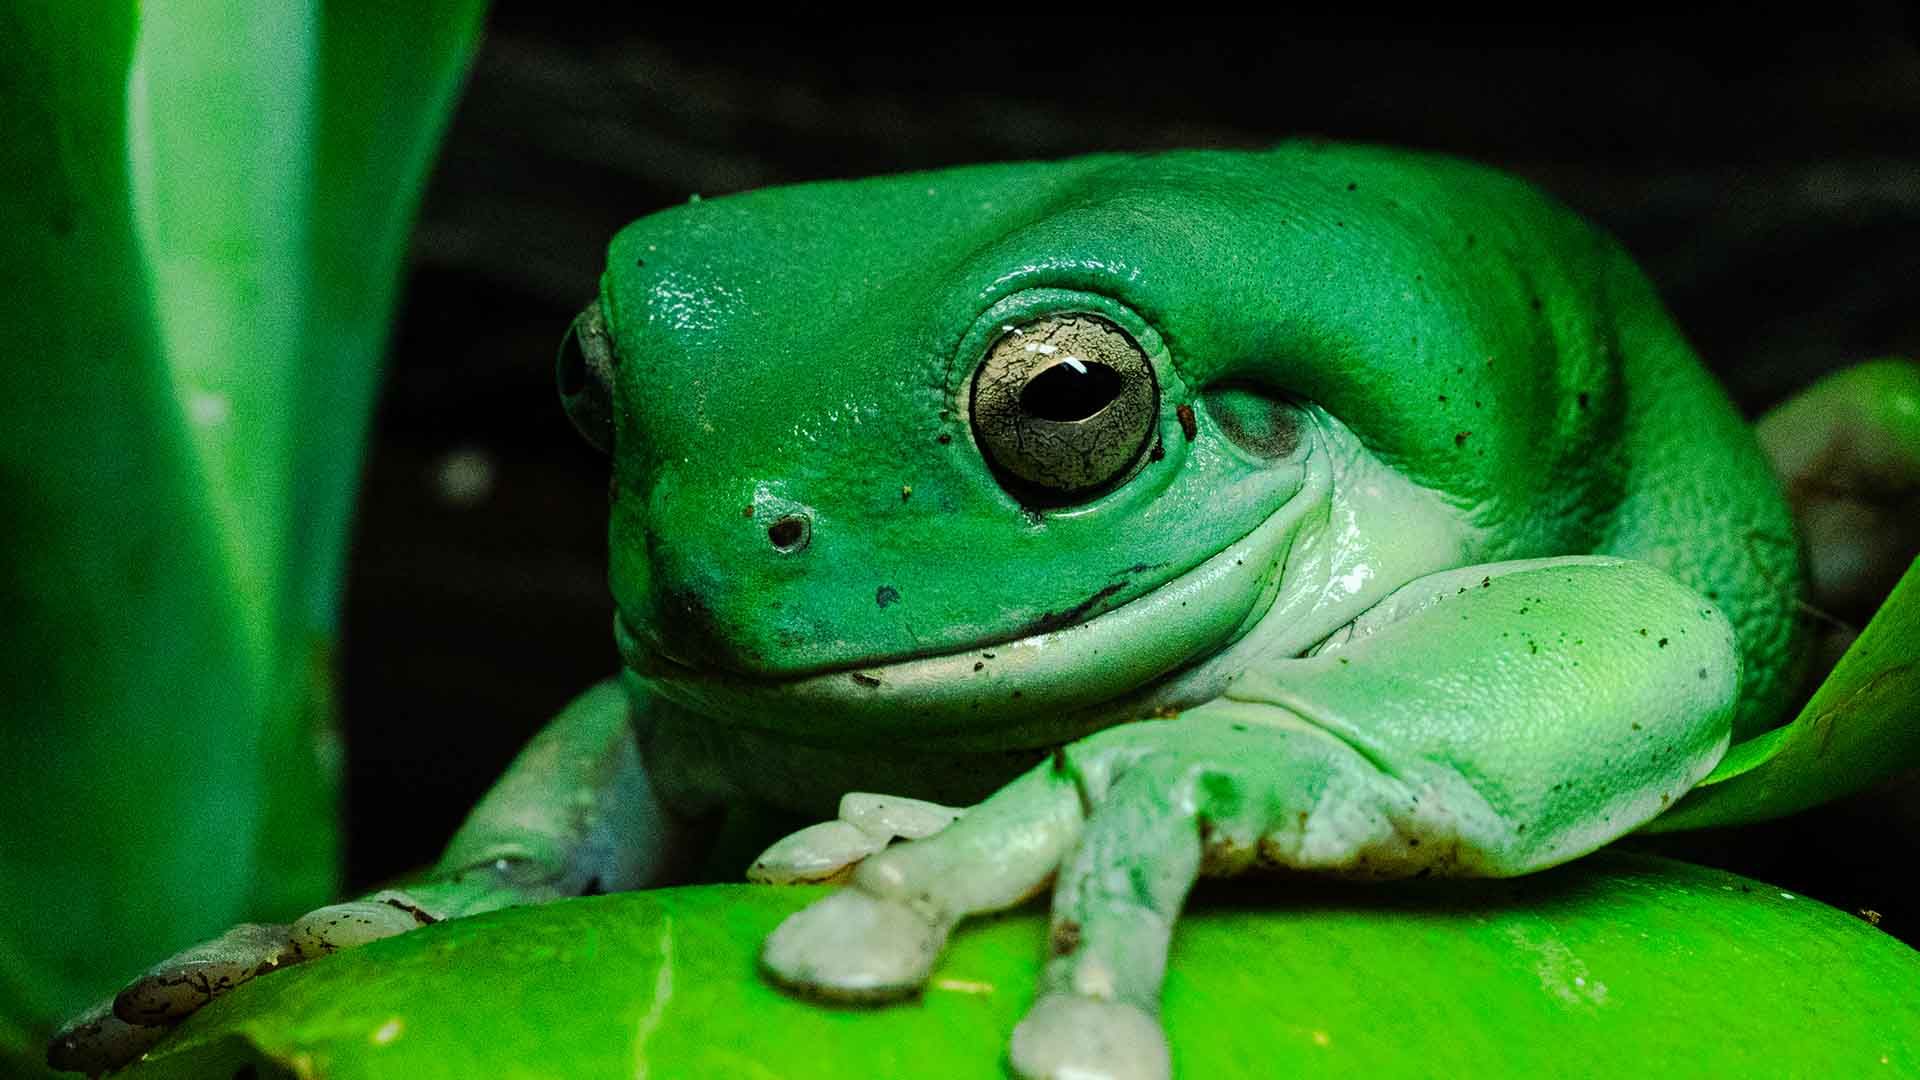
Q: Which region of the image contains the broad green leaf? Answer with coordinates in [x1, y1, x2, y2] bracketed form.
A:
[0, 0, 482, 1041]
[122, 859, 1918, 1079]
[1650, 556, 1920, 831]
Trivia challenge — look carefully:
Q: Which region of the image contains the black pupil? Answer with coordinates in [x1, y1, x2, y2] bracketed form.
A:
[1019, 361, 1124, 422]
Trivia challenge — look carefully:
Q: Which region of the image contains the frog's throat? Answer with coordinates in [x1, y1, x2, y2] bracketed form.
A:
[616, 466, 1335, 752]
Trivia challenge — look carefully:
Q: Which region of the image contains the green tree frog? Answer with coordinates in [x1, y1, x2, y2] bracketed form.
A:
[52, 144, 1920, 1079]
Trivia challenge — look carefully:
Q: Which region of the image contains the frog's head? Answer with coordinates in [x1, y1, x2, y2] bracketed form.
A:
[561, 147, 1621, 756]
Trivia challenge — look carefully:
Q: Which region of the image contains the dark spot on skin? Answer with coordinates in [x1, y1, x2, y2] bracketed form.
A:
[1051, 747, 1069, 774]
[1338, 657, 1350, 665]
[1577, 392, 1590, 411]
[876, 585, 901, 609]
[1528, 640, 1538, 654]
[1050, 920, 1082, 957]
[1698, 668, 1710, 679]
[742, 505, 754, 519]
[973, 661, 984, 671]
[1639, 628, 1648, 636]
[936, 433, 952, 445]
[900, 485, 912, 502]
[1346, 182, 1358, 191]
[1466, 234, 1477, 248]
[1335, 220, 1345, 227]
[850, 672, 882, 688]
[983, 652, 995, 659]
[1149, 439, 1166, 462]
[1454, 431, 1471, 447]
[1481, 576, 1491, 588]
[1530, 295, 1542, 311]
[1437, 394, 1448, 403]
[1659, 638, 1669, 647]
[1177, 404, 1198, 441]
[1632, 722, 1642, 731]
[1012, 690, 1023, 698]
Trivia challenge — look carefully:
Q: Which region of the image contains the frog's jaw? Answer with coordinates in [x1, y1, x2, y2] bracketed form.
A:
[618, 461, 1334, 753]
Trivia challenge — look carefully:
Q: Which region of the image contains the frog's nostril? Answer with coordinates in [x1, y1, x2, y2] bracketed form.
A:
[768, 514, 811, 553]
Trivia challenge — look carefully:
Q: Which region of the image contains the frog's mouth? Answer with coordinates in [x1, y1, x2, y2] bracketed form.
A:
[615, 481, 1323, 752]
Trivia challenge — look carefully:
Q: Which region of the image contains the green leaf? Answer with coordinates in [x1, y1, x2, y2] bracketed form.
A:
[122, 858, 1918, 1078]
[1650, 556, 1920, 831]
[0, 0, 481, 1035]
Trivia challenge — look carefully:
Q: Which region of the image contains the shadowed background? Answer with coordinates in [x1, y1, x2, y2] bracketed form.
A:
[342, 14, 1920, 936]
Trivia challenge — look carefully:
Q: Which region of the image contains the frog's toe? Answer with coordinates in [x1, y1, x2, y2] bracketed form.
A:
[760, 888, 948, 1002]
[748, 821, 885, 885]
[289, 891, 440, 956]
[47, 996, 171, 1075]
[1009, 993, 1171, 1080]
[748, 792, 965, 885]
[837, 792, 963, 840]
[112, 922, 296, 1025]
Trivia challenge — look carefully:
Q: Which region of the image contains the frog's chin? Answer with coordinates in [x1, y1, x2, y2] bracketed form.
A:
[615, 483, 1324, 752]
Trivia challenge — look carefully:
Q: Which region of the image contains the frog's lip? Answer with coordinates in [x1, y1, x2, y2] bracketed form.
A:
[612, 490, 1315, 750]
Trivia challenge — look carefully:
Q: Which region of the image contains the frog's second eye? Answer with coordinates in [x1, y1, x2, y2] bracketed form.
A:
[970, 313, 1158, 503]
[557, 301, 618, 454]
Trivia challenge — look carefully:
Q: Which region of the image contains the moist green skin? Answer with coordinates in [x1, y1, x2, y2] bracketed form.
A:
[600, 143, 1801, 816]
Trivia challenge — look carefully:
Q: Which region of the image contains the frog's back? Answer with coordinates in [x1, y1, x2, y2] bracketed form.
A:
[1234, 144, 1806, 738]
[1589, 250, 1806, 740]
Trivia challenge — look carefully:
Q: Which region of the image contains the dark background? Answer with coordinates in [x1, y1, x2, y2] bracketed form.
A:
[340, 15, 1920, 938]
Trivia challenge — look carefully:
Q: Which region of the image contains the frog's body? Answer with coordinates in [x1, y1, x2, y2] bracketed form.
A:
[58, 144, 1863, 1079]
[600, 145, 1801, 824]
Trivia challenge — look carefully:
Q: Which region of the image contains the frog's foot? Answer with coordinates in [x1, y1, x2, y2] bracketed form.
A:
[45, 885, 472, 1075]
[760, 712, 1435, 1080]
[748, 792, 964, 885]
[1759, 359, 1920, 626]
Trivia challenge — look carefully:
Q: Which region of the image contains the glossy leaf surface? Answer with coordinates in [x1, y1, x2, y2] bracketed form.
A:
[1653, 556, 1920, 830]
[125, 857, 1918, 1079]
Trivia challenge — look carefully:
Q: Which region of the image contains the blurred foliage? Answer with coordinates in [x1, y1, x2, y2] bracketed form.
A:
[0, 0, 483, 1067]
[120, 856, 1920, 1078]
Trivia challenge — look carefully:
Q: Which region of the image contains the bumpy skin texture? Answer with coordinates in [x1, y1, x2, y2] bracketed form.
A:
[50, 145, 1811, 1078]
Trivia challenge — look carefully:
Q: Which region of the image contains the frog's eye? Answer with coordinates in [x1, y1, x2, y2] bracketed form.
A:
[969, 313, 1158, 503]
[557, 301, 618, 454]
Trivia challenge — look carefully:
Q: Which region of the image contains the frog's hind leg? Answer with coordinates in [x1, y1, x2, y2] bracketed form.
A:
[1758, 359, 1920, 636]
[48, 680, 675, 1074]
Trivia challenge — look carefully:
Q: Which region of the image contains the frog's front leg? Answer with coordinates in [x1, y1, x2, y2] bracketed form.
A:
[49, 679, 679, 1074]
[763, 556, 1737, 1080]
